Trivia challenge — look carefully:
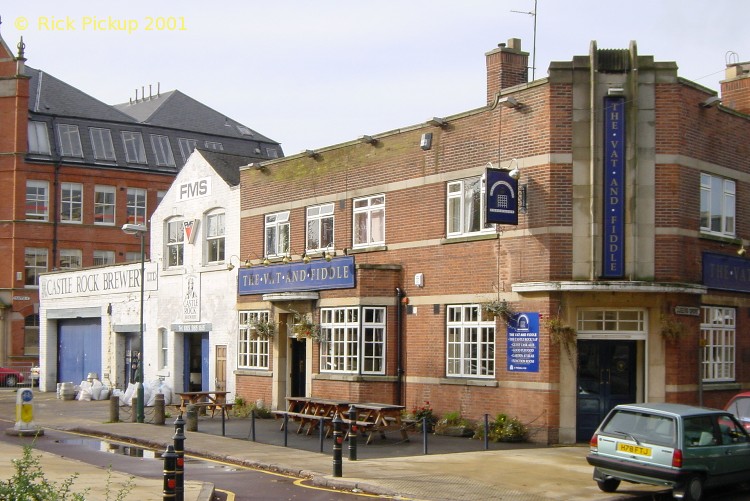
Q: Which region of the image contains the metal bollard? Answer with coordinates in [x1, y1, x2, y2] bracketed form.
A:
[162, 445, 177, 500]
[109, 394, 119, 423]
[131, 396, 138, 423]
[423, 416, 429, 455]
[154, 393, 165, 425]
[484, 414, 490, 450]
[173, 413, 186, 501]
[348, 405, 358, 461]
[247, 409, 256, 441]
[332, 415, 343, 477]
[283, 413, 289, 447]
[185, 404, 198, 432]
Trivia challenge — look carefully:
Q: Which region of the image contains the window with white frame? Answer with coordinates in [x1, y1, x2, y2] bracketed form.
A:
[447, 176, 492, 236]
[150, 134, 175, 167]
[125, 251, 141, 262]
[446, 305, 495, 377]
[159, 328, 169, 369]
[126, 188, 147, 225]
[204, 140, 223, 151]
[701, 306, 735, 382]
[57, 124, 83, 157]
[265, 211, 290, 257]
[266, 147, 278, 159]
[28, 121, 51, 154]
[24, 247, 47, 286]
[60, 182, 83, 223]
[700, 173, 735, 236]
[318, 307, 386, 374]
[94, 185, 115, 225]
[352, 194, 385, 248]
[206, 211, 226, 264]
[166, 219, 184, 268]
[93, 250, 115, 266]
[26, 180, 49, 221]
[122, 131, 147, 164]
[306, 204, 334, 251]
[238, 311, 271, 369]
[59, 249, 82, 269]
[24, 314, 39, 356]
[90, 127, 116, 161]
[178, 138, 198, 164]
[576, 309, 646, 333]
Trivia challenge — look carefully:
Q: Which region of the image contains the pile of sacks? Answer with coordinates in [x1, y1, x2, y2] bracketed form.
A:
[74, 378, 110, 401]
[111, 379, 175, 406]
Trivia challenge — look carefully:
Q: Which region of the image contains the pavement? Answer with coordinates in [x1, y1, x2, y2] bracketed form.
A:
[0, 389, 670, 501]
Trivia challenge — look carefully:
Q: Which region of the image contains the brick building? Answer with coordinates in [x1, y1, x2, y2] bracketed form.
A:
[234, 38, 750, 444]
[0, 31, 281, 374]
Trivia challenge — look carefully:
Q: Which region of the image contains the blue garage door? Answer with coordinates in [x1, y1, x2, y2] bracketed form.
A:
[58, 318, 102, 384]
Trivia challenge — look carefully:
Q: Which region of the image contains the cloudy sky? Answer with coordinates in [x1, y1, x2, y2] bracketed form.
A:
[2, 1, 746, 155]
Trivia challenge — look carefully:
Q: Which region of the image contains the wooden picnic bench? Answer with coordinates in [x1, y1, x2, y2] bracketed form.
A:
[173, 391, 232, 419]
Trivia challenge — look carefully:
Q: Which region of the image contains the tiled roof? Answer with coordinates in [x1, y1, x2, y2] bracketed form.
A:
[197, 149, 253, 186]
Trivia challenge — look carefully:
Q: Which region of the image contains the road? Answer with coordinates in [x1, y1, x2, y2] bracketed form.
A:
[0, 427, 394, 501]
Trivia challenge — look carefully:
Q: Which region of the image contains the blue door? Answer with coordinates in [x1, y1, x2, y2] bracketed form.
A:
[183, 332, 209, 391]
[58, 318, 102, 384]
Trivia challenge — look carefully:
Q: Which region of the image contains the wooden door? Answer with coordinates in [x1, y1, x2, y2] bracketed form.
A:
[215, 345, 227, 391]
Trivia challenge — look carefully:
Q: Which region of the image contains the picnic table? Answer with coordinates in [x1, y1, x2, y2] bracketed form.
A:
[174, 391, 232, 418]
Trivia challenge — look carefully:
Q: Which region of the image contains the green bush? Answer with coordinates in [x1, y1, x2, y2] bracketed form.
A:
[473, 413, 528, 442]
[232, 396, 272, 418]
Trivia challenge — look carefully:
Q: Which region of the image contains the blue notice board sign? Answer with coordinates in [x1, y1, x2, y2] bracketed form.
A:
[238, 256, 355, 295]
[602, 96, 625, 277]
[485, 167, 519, 225]
[507, 312, 539, 372]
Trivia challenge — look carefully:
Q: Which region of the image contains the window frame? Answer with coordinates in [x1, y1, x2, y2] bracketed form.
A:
[264, 211, 290, 258]
[94, 185, 116, 225]
[306, 203, 334, 252]
[446, 304, 496, 378]
[121, 131, 147, 164]
[24, 314, 39, 356]
[352, 194, 385, 248]
[205, 211, 226, 265]
[26, 180, 49, 221]
[700, 173, 736, 237]
[57, 124, 83, 158]
[89, 127, 116, 161]
[701, 306, 735, 383]
[318, 306, 387, 375]
[238, 311, 271, 369]
[150, 134, 176, 167]
[166, 219, 185, 268]
[178, 138, 198, 164]
[60, 182, 83, 223]
[159, 328, 169, 369]
[24, 247, 48, 287]
[28, 121, 51, 155]
[93, 250, 115, 266]
[446, 175, 493, 237]
[126, 187, 147, 225]
[59, 249, 82, 270]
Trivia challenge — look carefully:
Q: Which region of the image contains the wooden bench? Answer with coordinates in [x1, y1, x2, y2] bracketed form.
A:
[272, 410, 332, 435]
[173, 402, 233, 419]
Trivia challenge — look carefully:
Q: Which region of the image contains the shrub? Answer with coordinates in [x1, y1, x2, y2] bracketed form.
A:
[474, 413, 528, 442]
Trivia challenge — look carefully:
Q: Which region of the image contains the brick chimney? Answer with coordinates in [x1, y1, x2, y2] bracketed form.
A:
[720, 61, 750, 115]
[486, 38, 529, 104]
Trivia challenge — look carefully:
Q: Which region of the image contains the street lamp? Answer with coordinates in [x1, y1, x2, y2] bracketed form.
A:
[122, 223, 147, 423]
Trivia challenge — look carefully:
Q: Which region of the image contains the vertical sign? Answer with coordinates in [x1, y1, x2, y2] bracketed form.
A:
[485, 167, 518, 225]
[507, 312, 539, 372]
[183, 273, 200, 322]
[603, 96, 625, 277]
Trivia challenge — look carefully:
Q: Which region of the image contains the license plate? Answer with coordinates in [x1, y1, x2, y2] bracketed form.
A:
[617, 442, 651, 456]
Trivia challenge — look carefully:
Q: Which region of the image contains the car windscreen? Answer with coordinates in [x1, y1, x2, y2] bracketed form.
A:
[601, 410, 676, 447]
[727, 397, 750, 422]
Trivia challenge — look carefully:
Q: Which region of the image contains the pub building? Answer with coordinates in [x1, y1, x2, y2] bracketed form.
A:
[234, 38, 750, 444]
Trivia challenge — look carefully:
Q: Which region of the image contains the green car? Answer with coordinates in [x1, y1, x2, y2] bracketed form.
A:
[587, 402, 750, 501]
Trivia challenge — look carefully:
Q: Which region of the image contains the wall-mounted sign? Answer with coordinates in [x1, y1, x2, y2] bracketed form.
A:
[702, 252, 750, 293]
[40, 263, 158, 299]
[674, 306, 700, 316]
[507, 312, 539, 373]
[182, 273, 200, 322]
[238, 256, 355, 295]
[12, 296, 31, 301]
[177, 176, 211, 202]
[171, 323, 212, 333]
[602, 96, 625, 278]
[485, 167, 519, 225]
[183, 219, 199, 244]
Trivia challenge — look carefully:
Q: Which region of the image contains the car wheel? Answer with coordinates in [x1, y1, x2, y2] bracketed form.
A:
[596, 478, 620, 493]
[676, 476, 704, 501]
[5, 375, 17, 387]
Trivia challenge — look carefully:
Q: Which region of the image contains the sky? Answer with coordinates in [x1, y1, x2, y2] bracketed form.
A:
[1, 1, 747, 155]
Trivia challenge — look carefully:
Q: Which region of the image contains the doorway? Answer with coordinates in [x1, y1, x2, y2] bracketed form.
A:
[183, 333, 209, 392]
[215, 345, 227, 392]
[290, 338, 306, 397]
[576, 340, 637, 442]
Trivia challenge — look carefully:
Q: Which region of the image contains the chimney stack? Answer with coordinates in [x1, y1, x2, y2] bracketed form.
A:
[486, 38, 529, 105]
[720, 61, 750, 115]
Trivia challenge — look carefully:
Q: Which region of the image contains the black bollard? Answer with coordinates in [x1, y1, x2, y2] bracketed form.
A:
[247, 409, 256, 441]
[109, 394, 119, 423]
[332, 415, 343, 477]
[422, 416, 429, 455]
[162, 445, 177, 500]
[173, 413, 186, 501]
[484, 413, 490, 450]
[348, 405, 358, 461]
[283, 413, 289, 447]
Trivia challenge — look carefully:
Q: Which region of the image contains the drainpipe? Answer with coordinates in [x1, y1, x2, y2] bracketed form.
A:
[395, 287, 404, 405]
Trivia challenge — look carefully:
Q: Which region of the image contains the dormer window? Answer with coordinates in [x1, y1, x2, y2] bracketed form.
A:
[57, 124, 83, 157]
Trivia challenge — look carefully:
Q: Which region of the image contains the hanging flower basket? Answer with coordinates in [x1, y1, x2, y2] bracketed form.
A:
[249, 319, 276, 339]
[546, 316, 577, 368]
[291, 312, 321, 341]
[481, 300, 515, 323]
[660, 313, 686, 343]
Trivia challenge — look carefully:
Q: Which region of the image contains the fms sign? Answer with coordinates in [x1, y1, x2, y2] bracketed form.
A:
[603, 96, 625, 278]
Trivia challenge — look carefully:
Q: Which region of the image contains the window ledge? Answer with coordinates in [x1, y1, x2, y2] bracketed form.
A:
[439, 377, 498, 387]
[698, 233, 740, 245]
[348, 245, 387, 254]
[701, 382, 741, 391]
[441, 233, 498, 245]
[314, 373, 396, 383]
[235, 369, 272, 377]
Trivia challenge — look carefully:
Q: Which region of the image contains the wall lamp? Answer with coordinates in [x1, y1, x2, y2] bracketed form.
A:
[738, 244, 747, 257]
[242, 250, 269, 267]
[325, 247, 337, 262]
[226, 255, 244, 271]
[507, 159, 527, 214]
[700, 96, 722, 108]
[498, 96, 522, 108]
[426, 117, 448, 127]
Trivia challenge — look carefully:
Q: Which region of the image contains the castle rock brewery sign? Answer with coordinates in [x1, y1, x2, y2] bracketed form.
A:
[238, 256, 355, 294]
[603, 96, 625, 278]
